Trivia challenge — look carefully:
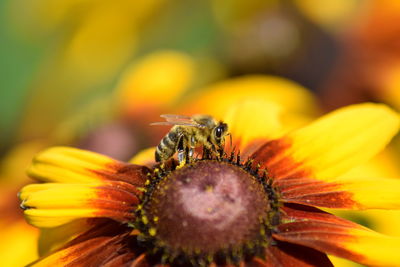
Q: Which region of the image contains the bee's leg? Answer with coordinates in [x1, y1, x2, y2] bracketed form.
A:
[186, 147, 195, 163]
[216, 140, 225, 158]
[177, 135, 187, 168]
[213, 144, 222, 160]
[177, 152, 185, 167]
[202, 144, 209, 159]
[187, 136, 196, 162]
[207, 140, 223, 160]
[185, 146, 191, 163]
[203, 141, 214, 159]
[188, 147, 194, 158]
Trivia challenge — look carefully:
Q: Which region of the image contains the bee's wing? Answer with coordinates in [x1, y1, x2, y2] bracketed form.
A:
[160, 114, 193, 121]
[150, 121, 200, 127]
[151, 114, 204, 128]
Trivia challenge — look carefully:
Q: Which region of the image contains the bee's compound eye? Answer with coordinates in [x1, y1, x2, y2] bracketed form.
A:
[215, 126, 224, 138]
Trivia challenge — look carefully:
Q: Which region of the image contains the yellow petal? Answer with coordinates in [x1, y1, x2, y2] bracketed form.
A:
[30, 221, 132, 267]
[275, 212, 400, 267]
[253, 103, 400, 181]
[129, 147, 156, 166]
[24, 209, 101, 229]
[20, 181, 141, 228]
[182, 75, 319, 120]
[341, 148, 400, 180]
[328, 256, 361, 267]
[20, 183, 102, 209]
[278, 176, 400, 210]
[287, 103, 400, 180]
[338, 177, 400, 210]
[343, 228, 400, 267]
[28, 146, 118, 183]
[0, 220, 39, 267]
[27, 146, 149, 185]
[331, 209, 400, 238]
[38, 219, 98, 256]
[223, 99, 283, 154]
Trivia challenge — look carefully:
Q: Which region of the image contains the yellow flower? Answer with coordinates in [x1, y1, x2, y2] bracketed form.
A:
[19, 101, 400, 266]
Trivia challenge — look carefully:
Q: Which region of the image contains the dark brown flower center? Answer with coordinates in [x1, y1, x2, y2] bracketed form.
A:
[137, 159, 279, 266]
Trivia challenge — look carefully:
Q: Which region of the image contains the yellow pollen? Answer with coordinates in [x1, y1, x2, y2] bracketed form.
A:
[142, 216, 149, 224]
[205, 185, 214, 192]
[176, 161, 186, 169]
[149, 228, 157, 236]
[260, 227, 265, 235]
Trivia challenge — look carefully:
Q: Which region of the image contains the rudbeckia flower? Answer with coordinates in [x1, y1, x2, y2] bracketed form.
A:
[19, 103, 400, 266]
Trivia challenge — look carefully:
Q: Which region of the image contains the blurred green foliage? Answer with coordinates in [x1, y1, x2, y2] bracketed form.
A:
[0, 1, 44, 153]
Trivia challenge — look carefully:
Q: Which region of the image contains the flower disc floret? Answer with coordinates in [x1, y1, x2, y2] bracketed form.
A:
[136, 158, 280, 266]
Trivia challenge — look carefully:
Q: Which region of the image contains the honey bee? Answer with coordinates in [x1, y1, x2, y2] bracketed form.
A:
[151, 114, 229, 164]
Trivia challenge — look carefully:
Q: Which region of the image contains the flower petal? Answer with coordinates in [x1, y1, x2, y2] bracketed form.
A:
[275, 205, 400, 267]
[277, 176, 400, 209]
[252, 103, 400, 181]
[264, 241, 333, 267]
[20, 181, 142, 228]
[38, 219, 98, 256]
[280, 204, 362, 226]
[129, 147, 157, 167]
[222, 99, 284, 155]
[31, 220, 137, 266]
[0, 220, 39, 267]
[182, 75, 318, 119]
[333, 209, 400, 237]
[327, 256, 360, 267]
[28, 146, 150, 185]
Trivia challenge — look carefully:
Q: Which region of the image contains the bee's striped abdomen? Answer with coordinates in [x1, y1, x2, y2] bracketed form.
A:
[155, 129, 181, 162]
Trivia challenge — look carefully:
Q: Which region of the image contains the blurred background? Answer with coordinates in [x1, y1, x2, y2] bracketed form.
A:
[1, 0, 400, 266]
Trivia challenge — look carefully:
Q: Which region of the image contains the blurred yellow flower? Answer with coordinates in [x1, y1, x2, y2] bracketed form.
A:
[0, 141, 49, 267]
[116, 51, 196, 117]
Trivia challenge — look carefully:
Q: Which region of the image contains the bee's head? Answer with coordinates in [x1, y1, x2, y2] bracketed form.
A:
[212, 122, 229, 145]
